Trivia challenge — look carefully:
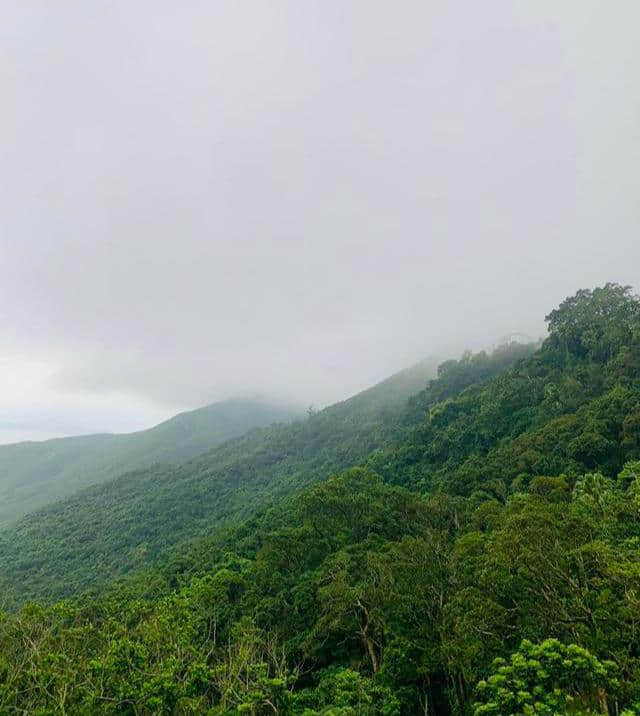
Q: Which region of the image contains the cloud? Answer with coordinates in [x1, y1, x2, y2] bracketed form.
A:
[1, 1, 639, 439]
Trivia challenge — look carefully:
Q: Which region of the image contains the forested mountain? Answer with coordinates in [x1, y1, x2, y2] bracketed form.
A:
[1, 284, 639, 714]
[0, 399, 298, 526]
[0, 353, 454, 603]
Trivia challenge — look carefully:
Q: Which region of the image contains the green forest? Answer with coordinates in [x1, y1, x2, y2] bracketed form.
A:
[1, 283, 640, 715]
[0, 399, 299, 527]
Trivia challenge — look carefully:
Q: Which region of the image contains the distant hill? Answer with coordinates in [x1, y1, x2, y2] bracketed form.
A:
[0, 349, 539, 605]
[0, 399, 298, 526]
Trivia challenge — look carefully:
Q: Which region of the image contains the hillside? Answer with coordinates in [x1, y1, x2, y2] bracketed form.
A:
[0, 350, 527, 604]
[0, 398, 298, 526]
[0, 285, 639, 714]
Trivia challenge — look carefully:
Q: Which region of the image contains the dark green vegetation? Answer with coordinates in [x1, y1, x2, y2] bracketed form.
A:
[1, 283, 640, 714]
[0, 399, 298, 527]
[0, 355, 446, 603]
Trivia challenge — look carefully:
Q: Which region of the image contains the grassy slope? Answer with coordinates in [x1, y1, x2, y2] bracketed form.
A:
[0, 399, 298, 526]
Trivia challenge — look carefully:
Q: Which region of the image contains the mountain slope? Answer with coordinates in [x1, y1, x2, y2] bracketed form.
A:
[0, 285, 639, 714]
[0, 348, 535, 605]
[0, 399, 298, 526]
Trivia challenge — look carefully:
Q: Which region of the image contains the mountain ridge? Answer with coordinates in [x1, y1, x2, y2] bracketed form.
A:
[2, 285, 639, 713]
[0, 398, 299, 526]
[0, 347, 533, 604]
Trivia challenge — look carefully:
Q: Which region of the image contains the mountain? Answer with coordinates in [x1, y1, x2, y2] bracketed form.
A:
[0, 398, 298, 526]
[0, 347, 534, 605]
[1, 285, 639, 714]
[0, 285, 638, 714]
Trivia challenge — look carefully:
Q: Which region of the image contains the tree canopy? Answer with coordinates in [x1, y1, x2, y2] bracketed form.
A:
[1, 284, 640, 714]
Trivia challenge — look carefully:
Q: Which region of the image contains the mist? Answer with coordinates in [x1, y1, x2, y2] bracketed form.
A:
[1, 1, 639, 442]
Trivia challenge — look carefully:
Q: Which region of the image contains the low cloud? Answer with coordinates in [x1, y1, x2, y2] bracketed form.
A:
[1, 1, 639, 440]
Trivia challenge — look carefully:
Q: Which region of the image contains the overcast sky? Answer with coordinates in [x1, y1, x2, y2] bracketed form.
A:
[1, 1, 639, 443]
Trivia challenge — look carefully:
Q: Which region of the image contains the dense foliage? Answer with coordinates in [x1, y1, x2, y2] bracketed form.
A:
[0, 356, 461, 603]
[1, 283, 639, 714]
[0, 399, 299, 527]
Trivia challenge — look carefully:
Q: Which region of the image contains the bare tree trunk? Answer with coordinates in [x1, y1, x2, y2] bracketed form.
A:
[363, 632, 379, 673]
[422, 686, 429, 716]
[598, 687, 609, 715]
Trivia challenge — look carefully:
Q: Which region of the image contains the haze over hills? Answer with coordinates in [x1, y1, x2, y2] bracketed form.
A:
[0, 351, 449, 602]
[0, 398, 299, 527]
[1, 286, 640, 714]
[2, 0, 639, 708]
[0, 347, 540, 605]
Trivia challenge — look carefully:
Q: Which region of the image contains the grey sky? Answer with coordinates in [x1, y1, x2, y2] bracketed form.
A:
[1, 1, 639, 443]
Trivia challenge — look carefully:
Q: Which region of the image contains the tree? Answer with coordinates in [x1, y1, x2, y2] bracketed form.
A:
[293, 666, 401, 715]
[473, 639, 619, 715]
[544, 283, 640, 364]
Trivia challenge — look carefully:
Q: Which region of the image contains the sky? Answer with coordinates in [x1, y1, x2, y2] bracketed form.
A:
[1, 1, 639, 443]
